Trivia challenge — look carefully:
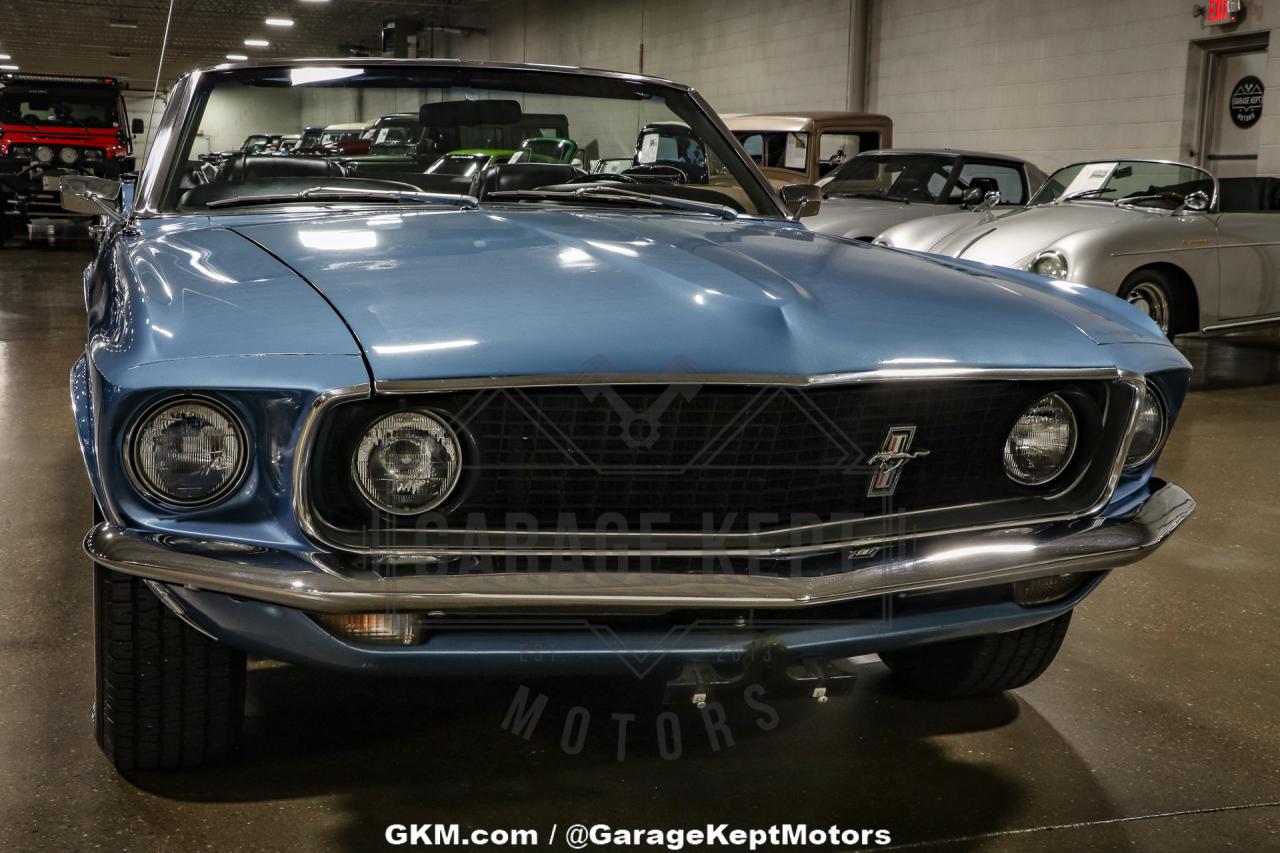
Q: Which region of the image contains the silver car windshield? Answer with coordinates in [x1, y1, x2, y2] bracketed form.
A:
[161, 64, 778, 217]
[819, 153, 959, 203]
[1031, 161, 1213, 209]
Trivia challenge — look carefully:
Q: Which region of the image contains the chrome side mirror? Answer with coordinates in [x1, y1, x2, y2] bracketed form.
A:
[1183, 190, 1211, 213]
[780, 183, 822, 220]
[60, 175, 126, 224]
[962, 186, 1002, 211]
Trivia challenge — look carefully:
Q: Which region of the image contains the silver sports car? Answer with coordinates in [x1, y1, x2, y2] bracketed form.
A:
[805, 149, 1047, 241]
[877, 159, 1280, 338]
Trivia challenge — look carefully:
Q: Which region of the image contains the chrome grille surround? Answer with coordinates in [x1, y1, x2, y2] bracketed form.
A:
[292, 368, 1147, 558]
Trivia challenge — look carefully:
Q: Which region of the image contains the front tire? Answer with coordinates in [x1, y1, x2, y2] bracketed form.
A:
[880, 612, 1071, 697]
[1119, 269, 1183, 339]
[94, 564, 246, 771]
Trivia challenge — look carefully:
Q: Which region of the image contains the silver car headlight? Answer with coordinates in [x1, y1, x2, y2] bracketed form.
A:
[1124, 384, 1168, 468]
[127, 397, 249, 506]
[1003, 393, 1078, 486]
[58, 146, 79, 165]
[1030, 250, 1068, 279]
[352, 410, 461, 515]
[34, 146, 54, 164]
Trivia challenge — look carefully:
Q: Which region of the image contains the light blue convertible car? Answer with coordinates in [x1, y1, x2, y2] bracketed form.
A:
[67, 60, 1195, 772]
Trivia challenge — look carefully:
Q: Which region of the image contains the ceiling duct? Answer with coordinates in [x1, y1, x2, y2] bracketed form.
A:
[381, 18, 422, 58]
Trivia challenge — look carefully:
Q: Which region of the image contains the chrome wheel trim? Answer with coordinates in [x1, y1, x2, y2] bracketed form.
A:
[1126, 282, 1171, 334]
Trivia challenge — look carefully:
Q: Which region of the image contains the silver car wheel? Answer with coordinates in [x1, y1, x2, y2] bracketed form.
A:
[1125, 282, 1171, 334]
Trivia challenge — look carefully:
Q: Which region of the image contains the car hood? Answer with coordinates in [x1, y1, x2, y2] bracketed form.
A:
[227, 207, 1158, 382]
[804, 197, 938, 239]
[914, 203, 1141, 266]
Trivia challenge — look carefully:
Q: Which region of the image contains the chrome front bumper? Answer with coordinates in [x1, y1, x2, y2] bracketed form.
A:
[84, 482, 1194, 615]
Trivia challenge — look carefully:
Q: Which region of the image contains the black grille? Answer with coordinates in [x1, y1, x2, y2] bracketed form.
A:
[311, 380, 1107, 534]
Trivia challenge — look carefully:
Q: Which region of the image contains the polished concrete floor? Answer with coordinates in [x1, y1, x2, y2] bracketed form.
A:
[1, 246, 1278, 852]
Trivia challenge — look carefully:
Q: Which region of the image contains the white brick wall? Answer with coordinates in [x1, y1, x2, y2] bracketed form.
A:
[478, 0, 1280, 175]
[486, 0, 859, 116]
[869, 0, 1280, 172]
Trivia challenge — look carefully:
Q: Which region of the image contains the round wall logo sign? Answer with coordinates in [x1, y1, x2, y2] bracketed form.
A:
[1230, 75, 1264, 129]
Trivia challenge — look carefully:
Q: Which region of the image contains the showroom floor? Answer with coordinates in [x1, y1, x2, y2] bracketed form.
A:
[1, 246, 1278, 852]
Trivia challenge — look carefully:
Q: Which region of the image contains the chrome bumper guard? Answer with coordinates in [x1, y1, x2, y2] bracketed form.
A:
[84, 482, 1194, 614]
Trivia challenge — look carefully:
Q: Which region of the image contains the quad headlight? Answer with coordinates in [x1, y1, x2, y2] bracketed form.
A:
[1003, 393, 1078, 486]
[352, 410, 462, 515]
[34, 146, 54, 164]
[1124, 384, 1167, 468]
[1030, 250, 1068, 279]
[127, 398, 248, 507]
[57, 146, 79, 165]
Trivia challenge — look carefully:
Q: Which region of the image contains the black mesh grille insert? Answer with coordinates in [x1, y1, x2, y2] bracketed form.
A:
[311, 380, 1108, 534]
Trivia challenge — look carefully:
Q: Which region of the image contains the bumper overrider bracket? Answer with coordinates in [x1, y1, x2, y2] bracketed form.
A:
[82, 481, 1194, 615]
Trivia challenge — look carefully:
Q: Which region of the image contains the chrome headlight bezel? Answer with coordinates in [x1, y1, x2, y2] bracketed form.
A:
[1002, 392, 1079, 486]
[124, 395, 250, 509]
[1124, 382, 1169, 469]
[1030, 250, 1068, 279]
[350, 409, 463, 516]
[34, 145, 54, 164]
[57, 146, 79, 165]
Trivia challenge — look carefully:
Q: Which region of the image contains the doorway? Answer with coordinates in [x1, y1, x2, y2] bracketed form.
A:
[1197, 33, 1270, 179]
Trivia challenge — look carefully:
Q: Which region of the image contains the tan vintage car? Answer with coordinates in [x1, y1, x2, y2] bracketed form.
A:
[723, 111, 893, 187]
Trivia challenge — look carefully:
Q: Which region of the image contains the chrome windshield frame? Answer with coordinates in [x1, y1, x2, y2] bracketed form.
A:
[132, 58, 788, 220]
[1031, 158, 1219, 211]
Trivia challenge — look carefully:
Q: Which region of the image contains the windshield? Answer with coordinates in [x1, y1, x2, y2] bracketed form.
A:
[164, 65, 777, 217]
[819, 153, 959, 203]
[1030, 161, 1214, 208]
[319, 128, 362, 145]
[0, 88, 120, 128]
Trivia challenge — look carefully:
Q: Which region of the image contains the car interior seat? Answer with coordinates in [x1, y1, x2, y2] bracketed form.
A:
[216, 152, 348, 183]
[479, 163, 585, 197]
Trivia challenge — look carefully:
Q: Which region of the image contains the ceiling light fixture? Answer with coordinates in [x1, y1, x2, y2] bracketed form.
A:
[0, 65, 19, 71]
[108, 18, 138, 28]
[244, 38, 270, 47]
[226, 53, 249, 61]
[265, 17, 294, 26]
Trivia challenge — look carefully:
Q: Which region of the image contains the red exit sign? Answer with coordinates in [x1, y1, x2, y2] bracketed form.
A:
[1206, 0, 1242, 25]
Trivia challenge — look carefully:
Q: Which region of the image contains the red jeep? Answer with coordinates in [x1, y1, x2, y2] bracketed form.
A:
[0, 72, 142, 245]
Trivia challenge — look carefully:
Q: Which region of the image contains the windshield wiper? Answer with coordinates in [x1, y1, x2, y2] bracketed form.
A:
[1049, 187, 1114, 204]
[486, 185, 739, 221]
[1113, 193, 1178, 209]
[206, 186, 479, 209]
[828, 189, 887, 199]
[1, 110, 39, 129]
